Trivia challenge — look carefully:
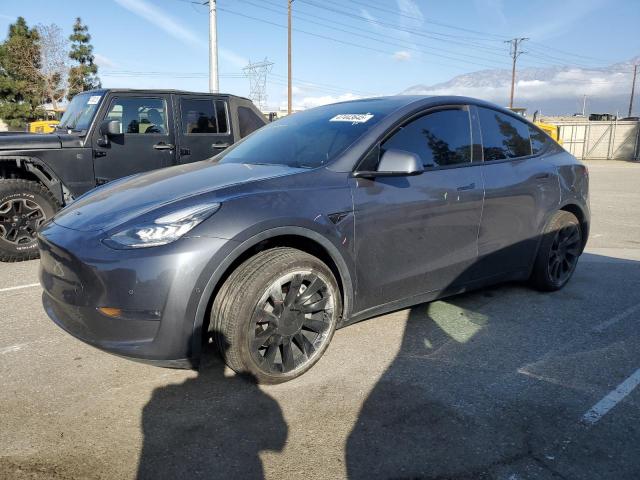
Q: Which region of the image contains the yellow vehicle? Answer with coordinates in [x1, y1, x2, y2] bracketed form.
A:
[28, 119, 59, 134]
[28, 108, 64, 134]
[509, 107, 562, 145]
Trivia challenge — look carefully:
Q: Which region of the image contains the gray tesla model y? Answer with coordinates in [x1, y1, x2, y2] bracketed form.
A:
[38, 96, 589, 383]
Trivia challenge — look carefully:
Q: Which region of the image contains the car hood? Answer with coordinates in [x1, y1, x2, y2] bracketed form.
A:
[54, 161, 305, 232]
[0, 133, 62, 150]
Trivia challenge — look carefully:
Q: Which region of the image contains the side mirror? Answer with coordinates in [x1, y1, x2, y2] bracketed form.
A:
[354, 149, 424, 178]
[97, 119, 122, 146]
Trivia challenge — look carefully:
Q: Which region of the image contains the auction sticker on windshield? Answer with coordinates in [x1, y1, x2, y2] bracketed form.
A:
[87, 95, 102, 105]
[330, 113, 374, 124]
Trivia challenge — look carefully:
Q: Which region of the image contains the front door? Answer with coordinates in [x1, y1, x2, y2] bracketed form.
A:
[92, 94, 176, 184]
[352, 106, 485, 313]
[177, 96, 234, 164]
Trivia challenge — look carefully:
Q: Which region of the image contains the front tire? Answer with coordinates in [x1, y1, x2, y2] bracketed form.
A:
[210, 247, 342, 384]
[530, 210, 582, 291]
[0, 179, 60, 262]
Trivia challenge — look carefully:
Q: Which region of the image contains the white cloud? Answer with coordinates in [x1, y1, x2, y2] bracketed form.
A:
[113, 0, 247, 69]
[393, 50, 411, 62]
[219, 48, 248, 68]
[397, 0, 424, 25]
[94, 53, 117, 69]
[280, 92, 362, 111]
[524, 0, 607, 40]
[408, 68, 627, 102]
[114, 0, 204, 47]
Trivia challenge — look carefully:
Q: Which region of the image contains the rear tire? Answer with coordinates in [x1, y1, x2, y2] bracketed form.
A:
[210, 247, 342, 384]
[530, 210, 582, 291]
[0, 179, 60, 262]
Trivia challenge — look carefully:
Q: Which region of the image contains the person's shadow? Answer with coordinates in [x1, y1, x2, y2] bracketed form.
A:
[136, 333, 287, 479]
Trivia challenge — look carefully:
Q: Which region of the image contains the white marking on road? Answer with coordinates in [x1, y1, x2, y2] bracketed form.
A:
[592, 302, 640, 333]
[582, 367, 640, 425]
[0, 344, 26, 355]
[0, 283, 40, 293]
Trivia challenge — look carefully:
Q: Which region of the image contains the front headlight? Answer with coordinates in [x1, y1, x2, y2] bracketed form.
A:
[103, 203, 221, 249]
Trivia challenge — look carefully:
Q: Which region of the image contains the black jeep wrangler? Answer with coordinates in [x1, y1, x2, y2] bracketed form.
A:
[0, 89, 267, 261]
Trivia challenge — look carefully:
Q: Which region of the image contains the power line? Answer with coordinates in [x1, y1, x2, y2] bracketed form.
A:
[238, 0, 512, 69]
[219, 6, 510, 72]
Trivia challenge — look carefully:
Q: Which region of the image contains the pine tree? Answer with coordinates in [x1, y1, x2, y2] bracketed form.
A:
[0, 17, 46, 129]
[67, 17, 100, 101]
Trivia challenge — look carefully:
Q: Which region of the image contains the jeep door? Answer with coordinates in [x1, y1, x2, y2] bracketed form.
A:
[176, 96, 233, 163]
[351, 105, 485, 312]
[92, 94, 176, 184]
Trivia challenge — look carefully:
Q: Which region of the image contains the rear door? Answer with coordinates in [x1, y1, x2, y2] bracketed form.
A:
[92, 94, 176, 184]
[177, 96, 233, 163]
[473, 106, 560, 278]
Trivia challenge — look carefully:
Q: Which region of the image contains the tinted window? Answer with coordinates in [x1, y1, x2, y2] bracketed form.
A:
[529, 125, 550, 154]
[238, 106, 266, 138]
[216, 100, 229, 134]
[105, 97, 167, 134]
[181, 98, 229, 134]
[478, 108, 531, 160]
[219, 99, 402, 169]
[382, 108, 472, 167]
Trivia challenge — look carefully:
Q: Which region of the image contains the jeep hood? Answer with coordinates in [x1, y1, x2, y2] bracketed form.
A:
[0, 133, 62, 150]
[53, 161, 305, 232]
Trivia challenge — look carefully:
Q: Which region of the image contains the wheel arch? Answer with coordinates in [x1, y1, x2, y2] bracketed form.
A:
[558, 202, 589, 251]
[0, 156, 65, 205]
[190, 226, 355, 364]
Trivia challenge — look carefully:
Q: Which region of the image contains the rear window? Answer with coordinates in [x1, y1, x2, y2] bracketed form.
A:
[238, 106, 266, 138]
[180, 98, 229, 134]
[478, 107, 532, 160]
[529, 125, 552, 154]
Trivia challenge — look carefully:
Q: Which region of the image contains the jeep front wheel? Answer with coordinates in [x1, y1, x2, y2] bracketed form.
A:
[0, 179, 60, 262]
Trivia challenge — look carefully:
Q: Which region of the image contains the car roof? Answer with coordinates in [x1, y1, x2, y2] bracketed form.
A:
[329, 94, 506, 112]
[82, 88, 252, 102]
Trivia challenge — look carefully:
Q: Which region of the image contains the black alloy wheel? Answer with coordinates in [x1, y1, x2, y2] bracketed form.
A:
[547, 223, 581, 285]
[0, 197, 46, 246]
[211, 247, 341, 383]
[530, 210, 582, 291]
[0, 179, 60, 262]
[249, 271, 335, 375]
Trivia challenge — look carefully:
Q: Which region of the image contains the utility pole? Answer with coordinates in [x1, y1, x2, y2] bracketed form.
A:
[628, 64, 638, 118]
[208, 0, 219, 93]
[582, 94, 588, 116]
[288, 0, 293, 114]
[505, 37, 528, 109]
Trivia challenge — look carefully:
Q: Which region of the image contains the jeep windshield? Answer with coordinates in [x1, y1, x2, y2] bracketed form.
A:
[57, 92, 103, 132]
[218, 98, 406, 169]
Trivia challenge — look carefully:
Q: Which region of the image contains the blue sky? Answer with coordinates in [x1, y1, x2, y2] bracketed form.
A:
[1, 0, 638, 110]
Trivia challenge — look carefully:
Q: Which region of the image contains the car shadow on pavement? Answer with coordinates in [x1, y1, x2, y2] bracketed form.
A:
[136, 334, 287, 480]
[345, 253, 640, 479]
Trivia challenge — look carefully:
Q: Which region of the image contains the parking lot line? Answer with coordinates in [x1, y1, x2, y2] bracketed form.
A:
[581, 367, 640, 425]
[592, 302, 640, 333]
[0, 283, 40, 293]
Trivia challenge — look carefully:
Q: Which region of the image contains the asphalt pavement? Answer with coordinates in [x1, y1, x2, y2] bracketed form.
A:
[1, 160, 639, 479]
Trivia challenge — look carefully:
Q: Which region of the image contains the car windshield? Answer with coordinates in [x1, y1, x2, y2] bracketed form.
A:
[218, 99, 406, 169]
[58, 92, 103, 132]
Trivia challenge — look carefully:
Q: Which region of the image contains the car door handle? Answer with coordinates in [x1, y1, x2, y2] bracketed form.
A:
[153, 142, 174, 150]
[456, 183, 476, 191]
[212, 142, 230, 149]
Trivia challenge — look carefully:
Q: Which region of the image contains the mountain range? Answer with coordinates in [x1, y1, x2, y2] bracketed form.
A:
[400, 56, 640, 116]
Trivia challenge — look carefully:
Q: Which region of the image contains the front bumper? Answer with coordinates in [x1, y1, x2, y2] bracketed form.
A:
[38, 220, 236, 368]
